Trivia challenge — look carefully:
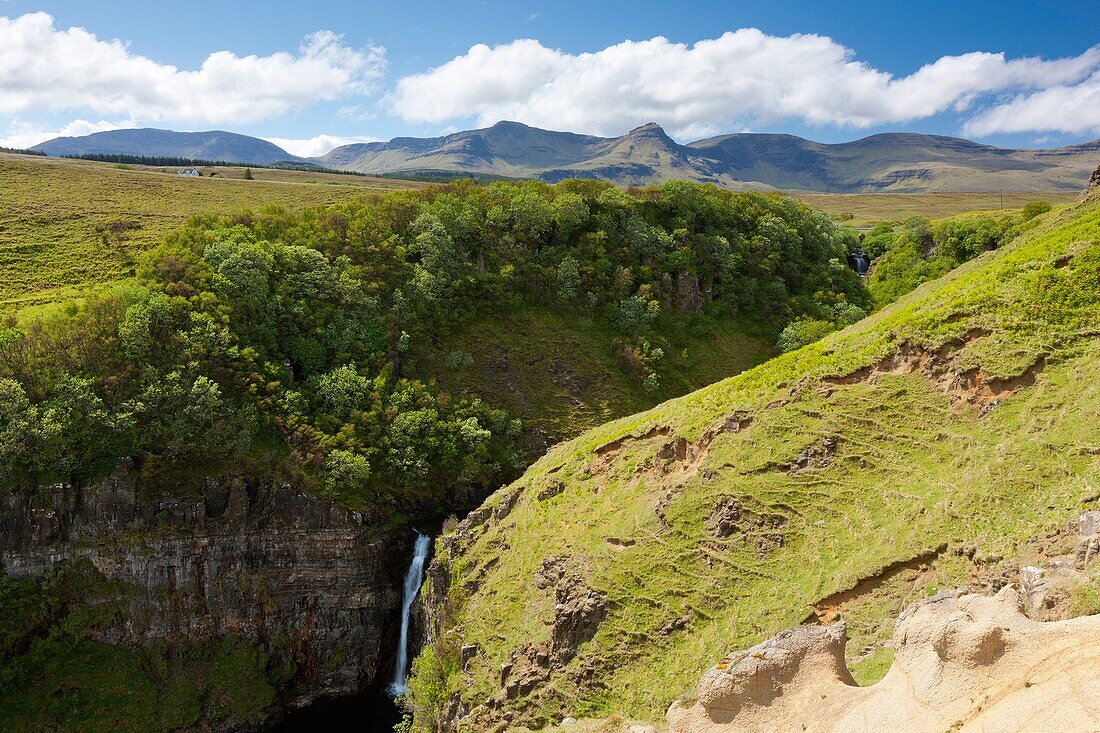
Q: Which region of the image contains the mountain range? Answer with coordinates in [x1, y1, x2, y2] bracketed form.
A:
[32, 122, 1100, 193]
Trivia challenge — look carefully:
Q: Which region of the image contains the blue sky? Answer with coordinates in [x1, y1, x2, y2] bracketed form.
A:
[1, 0, 1098, 155]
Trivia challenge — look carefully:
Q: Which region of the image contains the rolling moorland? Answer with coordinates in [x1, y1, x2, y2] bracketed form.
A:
[32, 122, 1100, 193]
[0, 139, 1097, 732]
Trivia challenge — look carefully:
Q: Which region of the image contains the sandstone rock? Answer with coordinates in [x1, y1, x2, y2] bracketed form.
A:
[493, 488, 523, 522]
[1077, 510, 1100, 569]
[704, 497, 787, 556]
[676, 272, 704, 313]
[789, 435, 838, 472]
[461, 643, 481, 671]
[548, 562, 608, 665]
[534, 556, 565, 589]
[491, 556, 609, 713]
[537, 480, 566, 501]
[552, 583, 608, 664]
[502, 646, 549, 699]
[1019, 565, 1047, 613]
[693, 621, 853, 714]
[668, 587, 1100, 733]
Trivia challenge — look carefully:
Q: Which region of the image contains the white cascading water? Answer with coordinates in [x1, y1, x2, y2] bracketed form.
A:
[388, 531, 432, 697]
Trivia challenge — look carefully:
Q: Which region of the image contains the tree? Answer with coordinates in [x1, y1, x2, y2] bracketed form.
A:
[609, 295, 661, 337]
[243, 168, 254, 180]
[556, 255, 581, 301]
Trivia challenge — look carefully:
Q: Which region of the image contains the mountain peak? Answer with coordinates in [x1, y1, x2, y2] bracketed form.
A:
[488, 120, 531, 131]
[628, 122, 667, 135]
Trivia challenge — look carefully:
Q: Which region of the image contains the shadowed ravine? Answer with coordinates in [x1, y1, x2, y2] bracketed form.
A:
[273, 530, 434, 731]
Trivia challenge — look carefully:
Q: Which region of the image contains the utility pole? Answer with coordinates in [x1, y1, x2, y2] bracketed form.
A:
[1000, 189, 1004, 210]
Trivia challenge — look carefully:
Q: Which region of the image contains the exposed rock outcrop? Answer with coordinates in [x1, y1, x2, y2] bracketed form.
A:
[496, 557, 608, 703]
[1, 460, 407, 716]
[1077, 163, 1100, 203]
[668, 587, 1100, 733]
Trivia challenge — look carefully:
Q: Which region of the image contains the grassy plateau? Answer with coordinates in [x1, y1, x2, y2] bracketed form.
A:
[0, 153, 424, 312]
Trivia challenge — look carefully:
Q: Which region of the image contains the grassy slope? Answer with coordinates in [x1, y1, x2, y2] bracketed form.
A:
[0, 154, 422, 312]
[423, 197, 1100, 725]
[411, 309, 772, 448]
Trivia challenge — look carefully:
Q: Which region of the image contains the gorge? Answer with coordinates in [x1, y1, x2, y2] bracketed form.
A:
[2, 153, 1098, 732]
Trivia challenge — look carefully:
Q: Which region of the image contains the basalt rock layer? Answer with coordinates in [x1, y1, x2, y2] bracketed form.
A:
[0, 460, 408, 725]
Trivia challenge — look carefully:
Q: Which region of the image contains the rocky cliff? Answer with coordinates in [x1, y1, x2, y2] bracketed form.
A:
[0, 459, 409, 729]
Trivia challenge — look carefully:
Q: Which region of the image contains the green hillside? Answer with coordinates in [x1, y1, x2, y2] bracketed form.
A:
[409, 193, 1100, 728]
[0, 154, 422, 312]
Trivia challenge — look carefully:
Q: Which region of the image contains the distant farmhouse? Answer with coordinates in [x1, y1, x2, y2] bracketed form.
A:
[177, 168, 201, 177]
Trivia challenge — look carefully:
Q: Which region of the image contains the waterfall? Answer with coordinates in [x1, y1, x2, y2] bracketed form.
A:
[388, 531, 432, 697]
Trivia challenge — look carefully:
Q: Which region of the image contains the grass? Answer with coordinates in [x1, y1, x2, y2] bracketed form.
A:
[0, 153, 424, 312]
[413, 196, 1100, 726]
[411, 309, 773, 446]
[793, 191, 1077, 227]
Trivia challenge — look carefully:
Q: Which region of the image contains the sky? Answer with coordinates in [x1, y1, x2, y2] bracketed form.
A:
[1, 0, 1098, 156]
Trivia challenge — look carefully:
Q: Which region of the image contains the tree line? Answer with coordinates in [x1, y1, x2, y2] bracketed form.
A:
[0, 180, 868, 515]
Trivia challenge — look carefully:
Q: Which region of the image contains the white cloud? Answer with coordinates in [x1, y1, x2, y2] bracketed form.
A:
[388, 31, 1100, 139]
[962, 71, 1100, 136]
[263, 134, 381, 158]
[0, 118, 131, 149]
[0, 12, 386, 126]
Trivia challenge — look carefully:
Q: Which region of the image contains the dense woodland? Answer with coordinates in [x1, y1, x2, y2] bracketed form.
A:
[0, 180, 870, 514]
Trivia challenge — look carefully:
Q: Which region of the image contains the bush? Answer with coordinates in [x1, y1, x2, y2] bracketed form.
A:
[776, 318, 838, 352]
[832, 302, 868, 325]
[1022, 201, 1052, 220]
[322, 450, 372, 501]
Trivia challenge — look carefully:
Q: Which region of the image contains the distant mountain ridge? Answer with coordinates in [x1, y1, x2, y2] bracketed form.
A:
[31, 123, 1100, 193]
[32, 128, 305, 166]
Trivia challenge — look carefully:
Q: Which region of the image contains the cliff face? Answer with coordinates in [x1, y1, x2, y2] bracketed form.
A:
[0, 459, 408, 723]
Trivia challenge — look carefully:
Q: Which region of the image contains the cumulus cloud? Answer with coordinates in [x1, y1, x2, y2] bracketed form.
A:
[963, 71, 1100, 136]
[0, 12, 386, 126]
[0, 118, 131, 149]
[263, 134, 381, 158]
[388, 31, 1100, 139]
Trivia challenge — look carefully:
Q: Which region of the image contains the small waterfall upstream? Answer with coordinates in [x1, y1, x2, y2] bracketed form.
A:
[388, 532, 432, 697]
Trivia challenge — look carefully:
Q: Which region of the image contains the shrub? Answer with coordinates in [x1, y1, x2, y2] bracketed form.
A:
[1022, 201, 1053, 220]
[776, 318, 837, 352]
